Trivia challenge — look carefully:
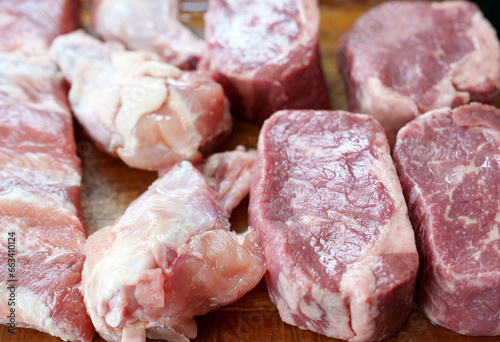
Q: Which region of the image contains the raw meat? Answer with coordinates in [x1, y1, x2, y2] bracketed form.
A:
[83, 149, 265, 342]
[205, 0, 330, 124]
[337, 1, 500, 145]
[0, 0, 79, 53]
[50, 30, 232, 171]
[0, 67, 93, 341]
[92, 0, 208, 70]
[393, 103, 500, 336]
[249, 110, 419, 341]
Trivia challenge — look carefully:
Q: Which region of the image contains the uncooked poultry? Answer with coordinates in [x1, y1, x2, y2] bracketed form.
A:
[92, 0, 208, 70]
[83, 148, 265, 342]
[50, 30, 231, 171]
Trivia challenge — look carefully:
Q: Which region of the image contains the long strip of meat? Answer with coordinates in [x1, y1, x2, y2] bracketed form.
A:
[0, 2, 94, 338]
[50, 30, 232, 171]
[92, 0, 208, 70]
[83, 148, 265, 342]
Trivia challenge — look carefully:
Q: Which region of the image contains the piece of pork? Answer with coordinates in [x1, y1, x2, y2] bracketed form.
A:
[92, 0, 208, 70]
[0, 1, 93, 339]
[50, 30, 232, 171]
[393, 103, 500, 336]
[83, 149, 265, 342]
[249, 110, 419, 341]
[0, 90, 93, 342]
[204, 0, 330, 124]
[0, 0, 79, 53]
[337, 1, 500, 146]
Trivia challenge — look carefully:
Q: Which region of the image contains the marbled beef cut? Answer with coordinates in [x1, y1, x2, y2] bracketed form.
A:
[205, 0, 330, 124]
[338, 1, 500, 145]
[249, 110, 419, 341]
[394, 103, 500, 336]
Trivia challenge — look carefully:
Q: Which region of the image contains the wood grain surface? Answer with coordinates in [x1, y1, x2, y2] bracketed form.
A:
[2, 1, 500, 342]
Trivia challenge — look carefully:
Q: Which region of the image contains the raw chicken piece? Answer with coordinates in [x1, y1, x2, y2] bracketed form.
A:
[93, 0, 208, 70]
[83, 149, 265, 342]
[0, 0, 79, 53]
[50, 30, 232, 171]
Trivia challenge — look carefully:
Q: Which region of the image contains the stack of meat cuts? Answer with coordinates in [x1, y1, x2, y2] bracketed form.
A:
[338, 1, 500, 145]
[0, 0, 93, 341]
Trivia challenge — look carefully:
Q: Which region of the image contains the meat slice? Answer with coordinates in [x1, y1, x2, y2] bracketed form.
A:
[249, 110, 419, 341]
[50, 30, 232, 171]
[337, 1, 500, 145]
[0, 97, 94, 341]
[204, 0, 330, 124]
[393, 103, 500, 336]
[83, 149, 265, 342]
[0, 0, 79, 53]
[92, 0, 208, 70]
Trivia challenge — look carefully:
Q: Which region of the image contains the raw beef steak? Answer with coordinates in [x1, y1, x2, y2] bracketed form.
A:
[205, 0, 330, 124]
[338, 1, 500, 145]
[249, 110, 419, 341]
[393, 103, 500, 336]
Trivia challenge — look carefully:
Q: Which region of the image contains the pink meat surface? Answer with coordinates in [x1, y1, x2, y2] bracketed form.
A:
[83, 149, 265, 342]
[249, 110, 419, 341]
[50, 30, 232, 171]
[0, 0, 79, 53]
[92, 0, 208, 70]
[0, 93, 93, 341]
[0, 1, 93, 340]
[393, 103, 500, 336]
[338, 1, 500, 145]
[205, 0, 330, 124]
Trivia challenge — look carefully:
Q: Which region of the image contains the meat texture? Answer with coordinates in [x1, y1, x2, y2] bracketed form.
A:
[50, 30, 232, 171]
[249, 110, 419, 341]
[393, 103, 500, 336]
[83, 149, 265, 342]
[338, 1, 500, 145]
[0, 0, 79, 53]
[92, 0, 208, 70]
[0, 6, 93, 339]
[205, 0, 330, 124]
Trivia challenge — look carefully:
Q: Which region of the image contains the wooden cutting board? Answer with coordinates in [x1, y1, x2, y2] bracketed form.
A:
[2, 1, 500, 341]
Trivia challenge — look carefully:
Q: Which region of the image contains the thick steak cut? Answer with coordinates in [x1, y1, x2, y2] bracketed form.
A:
[249, 110, 419, 341]
[205, 0, 330, 124]
[393, 103, 500, 336]
[338, 1, 500, 145]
